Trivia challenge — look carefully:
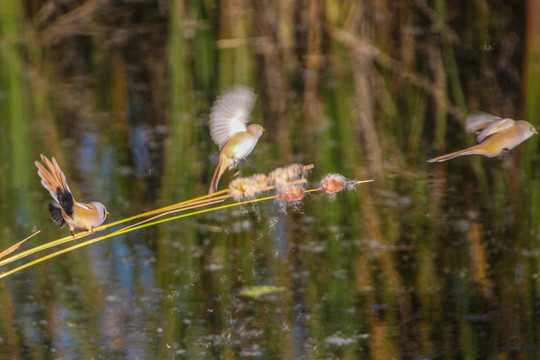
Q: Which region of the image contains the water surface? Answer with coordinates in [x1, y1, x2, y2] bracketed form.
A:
[0, 1, 539, 359]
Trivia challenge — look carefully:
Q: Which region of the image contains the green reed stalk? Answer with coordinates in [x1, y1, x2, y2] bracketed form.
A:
[0, 0, 38, 226]
[164, 0, 197, 199]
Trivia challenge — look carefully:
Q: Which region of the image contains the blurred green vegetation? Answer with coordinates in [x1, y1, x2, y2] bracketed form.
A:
[0, 0, 539, 359]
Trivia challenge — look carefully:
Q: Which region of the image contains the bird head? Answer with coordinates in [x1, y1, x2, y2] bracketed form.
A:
[247, 124, 265, 139]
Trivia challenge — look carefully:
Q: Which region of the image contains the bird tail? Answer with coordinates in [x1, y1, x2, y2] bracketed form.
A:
[427, 145, 484, 163]
[209, 158, 227, 194]
[35, 154, 75, 218]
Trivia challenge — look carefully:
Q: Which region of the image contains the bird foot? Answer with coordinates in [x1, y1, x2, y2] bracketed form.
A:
[497, 149, 511, 159]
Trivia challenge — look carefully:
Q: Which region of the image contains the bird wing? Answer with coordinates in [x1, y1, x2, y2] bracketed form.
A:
[475, 118, 515, 143]
[209, 86, 256, 149]
[465, 111, 515, 143]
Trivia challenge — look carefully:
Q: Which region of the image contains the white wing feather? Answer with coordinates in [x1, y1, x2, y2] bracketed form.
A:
[475, 118, 514, 143]
[209, 86, 256, 149]
[465, 111, 515, 143]
[465, 111, 500, 133]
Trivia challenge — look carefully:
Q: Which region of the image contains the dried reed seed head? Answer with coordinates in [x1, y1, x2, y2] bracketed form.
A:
[249, 174, 269, 188]
[278, 185, 305, 202]
[268, 163, 309, 188]
[228, 174, 269, 201]
[320, 174, 349, 194]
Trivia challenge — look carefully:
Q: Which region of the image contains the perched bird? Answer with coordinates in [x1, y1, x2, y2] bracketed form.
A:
[427, 111, 538, 163]
[208, 86, 265, 194]
[35, 154, 108, 235]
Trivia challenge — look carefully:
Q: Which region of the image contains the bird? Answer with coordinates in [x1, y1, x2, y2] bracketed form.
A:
[35, 154, 108, 236]
[208, 86, 265, 194]
[427, 111, 538, 163]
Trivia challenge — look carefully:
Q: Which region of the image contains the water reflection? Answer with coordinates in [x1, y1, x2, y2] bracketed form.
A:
[2, 178, 540, 359]
[1, 0, 540, 359]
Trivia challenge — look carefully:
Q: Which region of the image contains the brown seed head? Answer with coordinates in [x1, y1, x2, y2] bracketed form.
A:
[277, 185, 305, 202]
[268, 164, 310, 190]
[228, 174, 268, 201]
[320, 174, 349, 194]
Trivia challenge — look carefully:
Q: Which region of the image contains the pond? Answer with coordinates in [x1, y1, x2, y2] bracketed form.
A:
[0, 1, 539, 359]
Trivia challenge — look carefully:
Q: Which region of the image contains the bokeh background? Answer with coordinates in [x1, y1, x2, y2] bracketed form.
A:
[1, 0, 540, 359]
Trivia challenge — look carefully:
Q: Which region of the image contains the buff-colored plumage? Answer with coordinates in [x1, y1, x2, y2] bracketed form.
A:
[35, 154, 108, 235]
[208, 87, 265, 194]
[427, 112, 538, 163]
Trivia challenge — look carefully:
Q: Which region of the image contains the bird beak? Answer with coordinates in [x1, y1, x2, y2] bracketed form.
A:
[534, 130, 539, 135]
[106, 211, 109, 214]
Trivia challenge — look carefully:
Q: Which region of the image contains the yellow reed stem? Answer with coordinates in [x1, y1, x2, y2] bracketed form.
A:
[0, 192, 230, 267]
[0, 176, 374, 279]
[114, 197, 227, 233]
[1, 176, 371, 268]
[2, 179, 307, 267]
[353, 179, 374, 184]
[98, 188, 230, 230]
[0, 232, 85, 267]
[0, 184, 269, 267]
[0, 193, 282, 279]
[0, 230, 41, 259]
